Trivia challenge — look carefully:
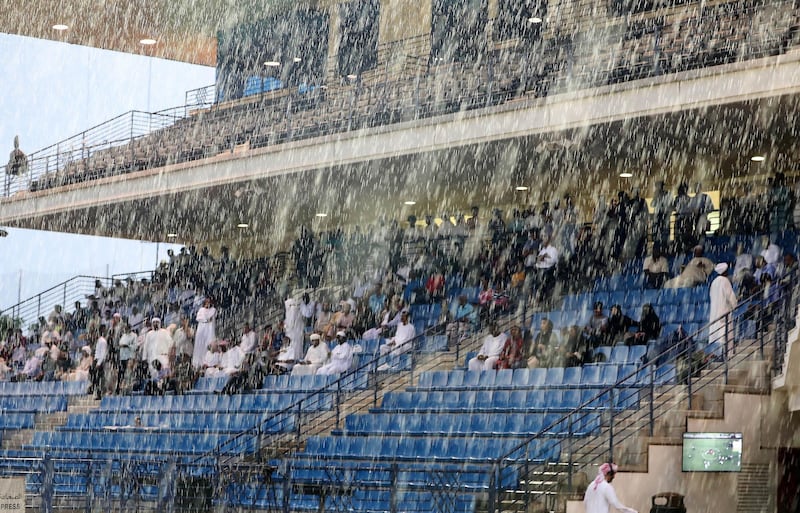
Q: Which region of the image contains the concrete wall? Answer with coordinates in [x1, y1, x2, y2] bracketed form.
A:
[567, 393, 776, 513]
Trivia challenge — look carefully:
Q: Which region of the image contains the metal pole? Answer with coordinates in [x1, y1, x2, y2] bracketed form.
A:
[724, 312, 729, 384]
[648, 365, 655, 436]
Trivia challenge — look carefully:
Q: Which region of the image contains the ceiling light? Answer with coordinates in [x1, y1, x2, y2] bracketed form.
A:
[346, 74, 358, 80]
[264, 61, 280, 67]
[315, 213, 328, 217]
[515, 186, 529, 191]
[52, 24, 69, 31]
[237, 223, 249, 229]
[750, 155, 765, 162]
[404, 201, 417, 205]
[139, 38, 157, 46]
[619, 172, 634, 178]
[528, 17, 543, 24]
[167, 233, 178, 238]
[293, 57, 302, 63]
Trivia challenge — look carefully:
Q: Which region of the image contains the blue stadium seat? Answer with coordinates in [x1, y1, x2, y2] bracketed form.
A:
[609, 346, 629, 364]
[580, 365, 602, 385]
[654, 364, 677, 385]
[545, 368, 564, 385]
[562, 367, 582, 385]
[594, 346, 612, 363]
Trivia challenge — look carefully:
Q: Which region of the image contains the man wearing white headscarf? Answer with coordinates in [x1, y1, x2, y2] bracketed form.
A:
[583, 463, 637, 513]
[316, 332, 354, 376]
[142, 318, 174, 379]
[193, 299, 216, 368]
[709, 262, 738, 355]
[292, 333, 330, 376]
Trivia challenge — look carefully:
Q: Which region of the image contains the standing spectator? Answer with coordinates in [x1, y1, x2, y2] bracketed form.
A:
[468, 322, 508, 371]
[770, 172, 794, 236]
[625, 187, 648, 258]
[193, 298, 216, 368]
[299, 293, 316, 328]
[534, 231, 559, 305]
[90, 326, 108, 400]
[709, 263, 738, 355]
[116, 324, 138, 394]
[583, 463, 637, 513]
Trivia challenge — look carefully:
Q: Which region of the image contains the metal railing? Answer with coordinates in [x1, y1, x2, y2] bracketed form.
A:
[3, 0, 798, 198]
[0, 275, 110, 333]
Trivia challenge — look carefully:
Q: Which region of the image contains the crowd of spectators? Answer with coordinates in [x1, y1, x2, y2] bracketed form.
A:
[1, 174, 798, 395]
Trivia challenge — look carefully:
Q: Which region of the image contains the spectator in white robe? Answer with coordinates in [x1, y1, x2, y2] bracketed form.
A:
[709, 263, 738, 355]
[316, 332, 354, 376]
[379, 311, 416, 357]
[64, 346, 93, 382]
[240, 323, 257, 355]
[205, 340, 245, 377]
[142, 318, 174, 379]
[193, 299, 216, 368]
[583, 463, 637, 513]
[292, 334, 330, 376]
[275, 333, 304, 373]
[468, 323, 508, 371]
[663, 245, 714, 288]
[201, 341, 222, 376]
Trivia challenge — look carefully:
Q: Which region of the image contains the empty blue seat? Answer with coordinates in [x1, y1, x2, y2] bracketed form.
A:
[562, 367, 582, 385]
[545, 368, 564, 385]
[609, 346, 628, 364]
[580, 365, 602, 385]
[600, 364, 619, 384]
[654, 364, 677, 385]
[627, 345, 647, 364]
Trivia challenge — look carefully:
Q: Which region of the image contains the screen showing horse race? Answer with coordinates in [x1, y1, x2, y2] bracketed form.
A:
[682, 432, 742, 472]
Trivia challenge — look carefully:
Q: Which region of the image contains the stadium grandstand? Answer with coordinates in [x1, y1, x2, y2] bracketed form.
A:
[2, 0, 800, 512]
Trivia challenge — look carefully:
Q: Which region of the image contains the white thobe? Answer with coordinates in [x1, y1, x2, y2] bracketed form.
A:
[316, 342, 353, 375]
[143, 328, 173, 377]
[276, 332, 304, 372]
[468, 333, 508, 371]
[193, 307, 216, 368]
[219, 347, 244, 375]
[292, 342, 330, 376]
[379, 322, 417, 356]
[240, 331, 257, 354]
[94, 337, 108, 366]
[709, 275, 738, 352]
[583, 480, 637, 513]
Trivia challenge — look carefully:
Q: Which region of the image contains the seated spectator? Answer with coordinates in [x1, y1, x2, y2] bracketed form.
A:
[239, 322, 256, 354]
[632, 304, 661, 344]
[367, 285, 387, 320]
[274, 332, 305, 374]
[553, 325, 591, 367]
[605, 305, 639, 346]
[314, 303, 333, 334]
[643, 245, 669, 288]
[663, 245, 714, 288]
[425, 269, 446, 301]
[292, 333, 330, 376]
[583, 302, 608, 348]
[0, 358, 10, 381]
[201, 341, 222, 376]
[527, 318, 561, 368]
[317, 332, 354, 375]
[497, 325, 526, 369]
[13, 347, 46, 382]
[446, 294, 477, 347]
[145, 360, 176, 395]
[468, 322, 508, 371]
[378, 310, 416, 359]
[324, 303, 355, 338]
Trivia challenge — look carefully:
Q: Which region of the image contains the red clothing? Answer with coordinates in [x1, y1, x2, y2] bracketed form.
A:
[425, 275, 445, 296]
[496, 335, 525, 369]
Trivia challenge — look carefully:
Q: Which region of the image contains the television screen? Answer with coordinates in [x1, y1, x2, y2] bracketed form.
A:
[682, 432, 742, 472]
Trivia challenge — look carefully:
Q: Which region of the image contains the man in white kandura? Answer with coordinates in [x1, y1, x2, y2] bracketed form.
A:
[467, 322, 508, 371]
[583, 463, 637, 513]
[193, 299, 216, 368]
[292, 333, 330, 376]
[316, 332, 354, 376]
[709, 262, 738, 355]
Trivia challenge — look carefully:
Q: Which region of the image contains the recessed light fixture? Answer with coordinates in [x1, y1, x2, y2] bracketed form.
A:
[619, 172, 634, 178]
[528, 17, 543, 24]
[750, 155, 765, 162]
[52, 24, 69, 31]
[404, 201, 417, 205]
[315, 213, 328, 217]
[346, 74, 358, 80]
[167, 233, 178, 238]
[515, 186, 529, 191]
[139, 38, 157, 46]
[293, 57, 302, 63]
[237, 223, 249, 229]
[264, 61, 280, 67]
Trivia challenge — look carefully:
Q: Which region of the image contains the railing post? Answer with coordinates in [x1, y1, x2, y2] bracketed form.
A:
[648, 365, 655, 437]
[63, 282, 67, 309]
[389, 463, 399, 513]
[335, 380, 342, 430]
[724, 313, 730, 385]
[37, 294, 41, 321]
[487, 463, 499, 513]
[567, 414, 574, 492]
[608, 399, 615, 463]
[687, 353, 693, 410]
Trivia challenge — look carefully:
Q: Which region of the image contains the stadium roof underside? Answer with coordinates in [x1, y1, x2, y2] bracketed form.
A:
[1, 54, 800, 254]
